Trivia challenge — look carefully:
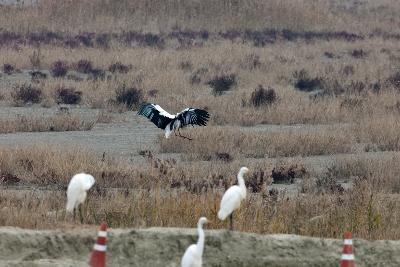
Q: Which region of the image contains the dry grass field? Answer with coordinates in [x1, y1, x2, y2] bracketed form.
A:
[1, 0, 400, 241]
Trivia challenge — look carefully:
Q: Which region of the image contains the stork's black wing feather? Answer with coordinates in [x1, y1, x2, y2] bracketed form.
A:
[179, 108, 210, 127]
[137, 103, 174, 129]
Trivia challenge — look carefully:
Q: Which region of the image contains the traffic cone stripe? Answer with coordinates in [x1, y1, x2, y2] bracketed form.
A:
[93, 244, 107, 252]
[89, 222, 107, 267]
[340, 231, 355, 267]
[342, 245, 353, 253]
[341, 254, 355, 260]
[344, 239, 353, 245]
[98, 231, 107, 237]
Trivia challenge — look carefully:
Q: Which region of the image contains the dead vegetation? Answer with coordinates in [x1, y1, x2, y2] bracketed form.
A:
[271, 164, 307, 184]
[160, 127, 353, 159]
[1, 39, 398, 126]
[54, 86, 82, 105]
[3, 63, 17, 75]
[115, 84, 144, 110]
[207, 74, 237, 96]
[248, 85, 277, 107]
[0, 0, 342, 33]
[0, 114, 95, 134]
[1, 0, 400, 241]
[51, 60, 69, 78]
[11, 84, 43, 105]
[0, 145, 399, 240]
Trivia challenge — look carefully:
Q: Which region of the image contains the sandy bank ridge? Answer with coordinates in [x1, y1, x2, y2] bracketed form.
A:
[1, 227, 400, 266]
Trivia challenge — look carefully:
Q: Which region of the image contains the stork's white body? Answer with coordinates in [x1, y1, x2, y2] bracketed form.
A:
[165, 120, 181, 139]
[154, 105, 176, 139]
[137, 103, 210, 140]
[218, 167, 248, 220]
[66, 173, 95, 213]
[181, 217, 208, 267]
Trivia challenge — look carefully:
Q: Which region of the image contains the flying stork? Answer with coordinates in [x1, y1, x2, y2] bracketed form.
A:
[137, 103, 210, 140]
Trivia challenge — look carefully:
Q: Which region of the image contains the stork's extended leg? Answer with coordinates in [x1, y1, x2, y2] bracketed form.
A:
[229, 212, 234, 231]
[73, 208, 76, 221]
[177, 129, 193, 141]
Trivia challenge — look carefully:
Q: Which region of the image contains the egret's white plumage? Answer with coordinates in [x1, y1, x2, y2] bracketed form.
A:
[181, 217, 208, 267]
[218, 167, 248, 221]
[66, 173, 95, 213]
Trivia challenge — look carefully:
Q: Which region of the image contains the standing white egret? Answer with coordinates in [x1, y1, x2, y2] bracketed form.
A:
[137, 103, 210, 140]
[66, 173, 95, 223]
[181, 217, 208, 267]
[218, 167, 249, 230]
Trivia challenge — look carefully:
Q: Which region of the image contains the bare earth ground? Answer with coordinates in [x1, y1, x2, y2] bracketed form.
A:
[0, 99, 398, 194]
[2, 70, 400, 265]
[1, 226, 400, 267]
[1, 101, 400, 194]
[2, 0, 400, 261]
[0, 105, 159, 162]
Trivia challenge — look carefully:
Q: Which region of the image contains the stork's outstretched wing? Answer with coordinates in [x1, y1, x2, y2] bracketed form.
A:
[179, 108, 210, 127]
[137, 103, 175, 129]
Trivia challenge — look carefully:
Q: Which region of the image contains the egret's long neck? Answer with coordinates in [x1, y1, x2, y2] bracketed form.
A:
[196, 222, 205, 256]
[237, 171, 246, 197]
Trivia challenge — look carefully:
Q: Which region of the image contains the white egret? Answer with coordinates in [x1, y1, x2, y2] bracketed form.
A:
[218, 167, 249, 230]
[181, 217, 208, 267]
[137, 103, 210, 140]
[66, 173, 95, 222]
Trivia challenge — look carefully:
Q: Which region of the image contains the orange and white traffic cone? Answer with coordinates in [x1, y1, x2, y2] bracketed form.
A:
[340, 231, 355, 267]
[89, 222, 107, 267]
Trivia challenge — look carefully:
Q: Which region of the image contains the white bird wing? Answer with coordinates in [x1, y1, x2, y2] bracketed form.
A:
[153, 104, 175, 118]
[181, 244, 201, 267]
[137, 103, 175, 129]
[218, 185, 243, 220]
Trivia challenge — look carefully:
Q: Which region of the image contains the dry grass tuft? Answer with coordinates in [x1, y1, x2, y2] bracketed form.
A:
[160, 127, 353, 159]
[207, 74, 237, 96]
[0, 0, 340, 33]
[74, 59, 93, 74]
[51, 60, 69, 78]
[293, 69, 323, 92]
[326, 155, 400, 193]
[388, 72, 400, 90]
[271, 164, 307, 184]
[3, 63, 16, 75]
[0, 114, 95, 134]
[11, 84, 43, 105]
[109, 62, 131, 74]
[0, 145, 400, 239]
[1, 175, 400, 240]
[248, 85, 277, 107]
[115, 84, 144, 110]
[354, 115, 400, 151]
[54, 86, 82, 105]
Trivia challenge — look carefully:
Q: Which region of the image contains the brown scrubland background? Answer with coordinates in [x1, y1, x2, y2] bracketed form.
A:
[1, 0, 400, 241]
[1, 0, 400, 34]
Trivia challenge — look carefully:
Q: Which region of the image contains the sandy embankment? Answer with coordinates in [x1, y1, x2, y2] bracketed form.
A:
[1, 227, 400, 267]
